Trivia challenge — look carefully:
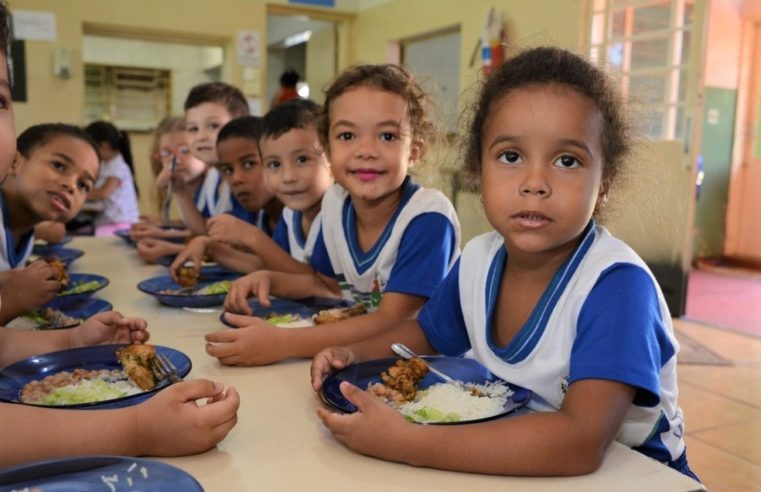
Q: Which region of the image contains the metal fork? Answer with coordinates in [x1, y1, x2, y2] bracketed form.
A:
[152, 352, 182, 383]
[161, 155, 177, 224]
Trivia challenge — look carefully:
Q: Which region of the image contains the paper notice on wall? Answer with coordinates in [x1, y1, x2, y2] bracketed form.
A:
[237, 31, 261, 67]
[12, 10, 57, 41]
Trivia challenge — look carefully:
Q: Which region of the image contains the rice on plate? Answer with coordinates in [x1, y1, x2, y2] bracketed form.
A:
[392, 381, 513, 423]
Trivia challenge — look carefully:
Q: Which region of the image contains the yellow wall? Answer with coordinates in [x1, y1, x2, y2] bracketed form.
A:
[348, 0, 588, 242]
[9, 0, 268, 215]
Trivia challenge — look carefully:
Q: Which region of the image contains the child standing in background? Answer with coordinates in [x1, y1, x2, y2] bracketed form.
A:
[207, 64, 460, 366]
[0, 124, 100, 323]
[174, 99, 331, 278]
[174, 81, 250, 236]
[311, 47, 699, 482]
[85, 121, 140, 236]
[170, 116, 282, 276]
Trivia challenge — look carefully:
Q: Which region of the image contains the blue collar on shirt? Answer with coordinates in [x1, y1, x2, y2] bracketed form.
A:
[342, 176, 419, 275]
[292, 210, 306, 248]
[484, 221, 597, 363]
[0, 190, 34, 268]
[229, 197, 271, 236]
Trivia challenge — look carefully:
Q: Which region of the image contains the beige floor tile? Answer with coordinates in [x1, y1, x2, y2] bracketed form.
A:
[674, 319, 761, 363]
[690, 420, 761, 466]
[680, 382, 761, 432]
[684, 436, 761, 492]
[678, 364, 761, 408]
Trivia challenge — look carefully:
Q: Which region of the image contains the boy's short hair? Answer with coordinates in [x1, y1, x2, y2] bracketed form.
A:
[17, 123, 99, 160]
[260, 99, 321, 141]
[217, 116, 262, 146]
[184, 82, 250, 118]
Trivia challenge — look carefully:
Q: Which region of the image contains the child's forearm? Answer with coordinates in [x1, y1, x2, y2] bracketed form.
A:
[282, 294, 426, 358]
[399, 384, 630, 476]
[174, 191, 207, 236]
[242, 233, 312, 275]
[0, 403, 138, 467]
[208, 242, 263, 274]
[0, 327, 73, 367]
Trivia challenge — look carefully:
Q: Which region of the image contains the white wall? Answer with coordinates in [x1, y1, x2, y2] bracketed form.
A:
[82, 36, 224, 116]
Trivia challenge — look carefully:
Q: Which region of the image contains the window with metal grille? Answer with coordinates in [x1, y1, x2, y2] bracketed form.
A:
[590, 0, 696, 140]
[84, 64, 171, 131]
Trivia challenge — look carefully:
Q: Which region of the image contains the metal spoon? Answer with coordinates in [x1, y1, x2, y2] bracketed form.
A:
[390, 343, 468, 392]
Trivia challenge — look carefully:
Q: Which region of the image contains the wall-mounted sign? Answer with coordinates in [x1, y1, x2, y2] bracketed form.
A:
[237, 30, 261, 67]
[12, 10, 57, 41]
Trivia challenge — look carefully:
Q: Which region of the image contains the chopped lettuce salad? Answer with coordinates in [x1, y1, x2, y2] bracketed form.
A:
[195, 280, 232, 295]
[61, 280, 103, 295]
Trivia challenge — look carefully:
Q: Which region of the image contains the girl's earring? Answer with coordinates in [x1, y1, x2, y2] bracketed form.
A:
[479, 192, 484, 203]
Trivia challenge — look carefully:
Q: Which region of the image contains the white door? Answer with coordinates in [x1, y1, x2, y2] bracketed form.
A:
[724, 21, 761, 263]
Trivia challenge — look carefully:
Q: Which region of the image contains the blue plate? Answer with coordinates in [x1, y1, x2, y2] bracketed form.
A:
[321, 356, 532, 425]
[220, 297, 349, 327]
[29, 246, 84, 267]
[137, 272, 239, 308]
[21, 296, 113, 329]
[114, 227, 136, 246]
[0, 344, 191, 409]
[0, 456, 202, 491]
[58, 273, 109, 297]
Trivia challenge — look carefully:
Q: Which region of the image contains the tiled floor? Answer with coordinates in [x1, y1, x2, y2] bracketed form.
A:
[674, 319, 761, 491]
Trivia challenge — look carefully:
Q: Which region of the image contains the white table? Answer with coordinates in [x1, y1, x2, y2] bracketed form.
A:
[68, 236, 705, 492]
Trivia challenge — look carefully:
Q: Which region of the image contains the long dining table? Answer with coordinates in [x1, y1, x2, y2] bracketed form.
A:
[62, 235, 704, 491]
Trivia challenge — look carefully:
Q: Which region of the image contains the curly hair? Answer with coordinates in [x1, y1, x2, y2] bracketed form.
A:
[317, 64, 435, 158]
[184, 82, 249, 119]
[464, 47, 631, 188]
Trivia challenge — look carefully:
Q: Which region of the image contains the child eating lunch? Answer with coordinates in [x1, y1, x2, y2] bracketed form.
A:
[0, 123, 100, 324]
[171, 99, 331, 277]
[310, 47, 699, 481]
[0, 3, 239, 467]
[205, 64, 460, 366]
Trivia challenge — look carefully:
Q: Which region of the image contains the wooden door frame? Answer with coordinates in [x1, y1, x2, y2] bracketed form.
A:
[724, 15, 761, 261]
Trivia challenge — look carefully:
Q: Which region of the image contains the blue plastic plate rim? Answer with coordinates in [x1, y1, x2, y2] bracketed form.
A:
[321, 356, 532, 425]
[114, 227, 136, 246]
[23, 296, 113, 329]
[219, 297, 351, 327]
[0, 455, 202, 490]
[30, 246, 84, 267]
[57, 273, 109, 297]
[137, 273, 239, 307]
[0, 344, 191, 409]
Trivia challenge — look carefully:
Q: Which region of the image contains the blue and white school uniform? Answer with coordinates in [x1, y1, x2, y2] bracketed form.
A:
[273, 208, 322, 263]
[192, 168, 232, 219]
[228, 197, 273, 236]
[419, 223, 695, 475]
[310, 177, 460, 311]
[0, 191, 33, 271]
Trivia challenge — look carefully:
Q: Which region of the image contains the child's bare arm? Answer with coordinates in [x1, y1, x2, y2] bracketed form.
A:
[319, 378, 635, 476]
[173, 187, 208, 236]
[87, 177, 120, 201]
[0, 379, 239, 468]
[207, 241, 263, 274]
[283, 292, 427, 358]
[206, 215, 310, 275]
[0, 262, 60, 324]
